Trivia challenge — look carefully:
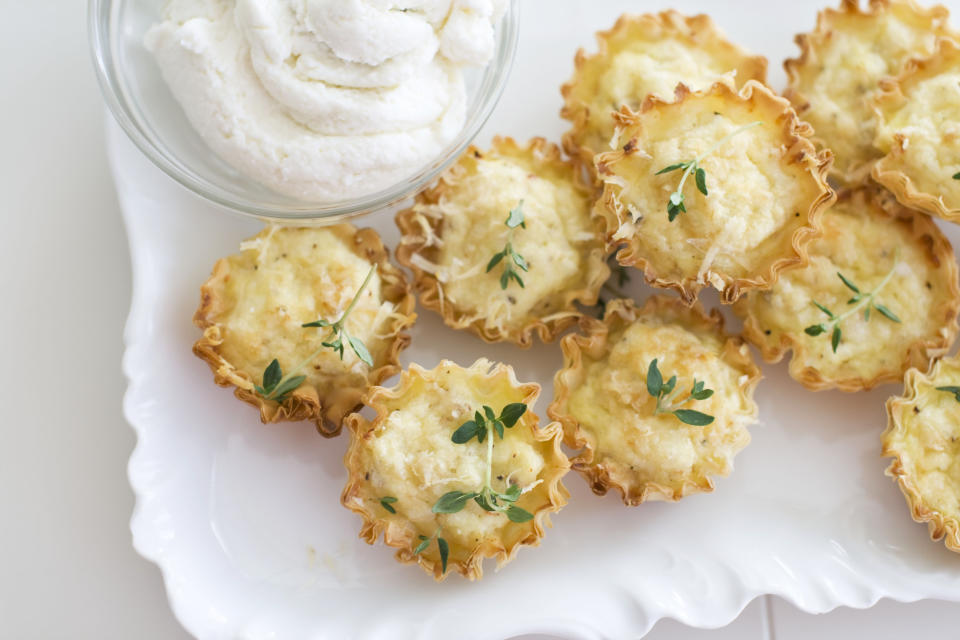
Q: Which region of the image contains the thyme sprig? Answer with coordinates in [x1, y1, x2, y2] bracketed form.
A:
[803, 258, 901, 353]
[936, 386, 960, 402]
[656, 121, 763, 221]
[432, 403, 534, 524]
[646, 359, 715, 426]
[486, 201, 529, 290]
[255, 264, 377, 403]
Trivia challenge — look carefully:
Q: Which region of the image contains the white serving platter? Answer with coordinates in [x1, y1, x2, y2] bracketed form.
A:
[112, 1, 960, 638]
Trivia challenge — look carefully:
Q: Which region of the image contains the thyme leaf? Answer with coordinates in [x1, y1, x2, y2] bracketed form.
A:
[379, 496, 398, 514]
[937, 386, 960, 402]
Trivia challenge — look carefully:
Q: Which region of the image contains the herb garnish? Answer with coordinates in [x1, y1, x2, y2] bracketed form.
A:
[646, 359, 715, 426]
[486, 201, 529, 290]
[936, 386, 960, 402]
[412, 402, 532, 576]
[655, 121, 763, 221]
[413, 529, 449, 574]
[255, 264, 377, 403]
[953, 172, 960, 180]
[379, 496, 398, 514]
[253, 359, 306, 404]
[432, 402, 534, 523]
[803, 259, 901, 353]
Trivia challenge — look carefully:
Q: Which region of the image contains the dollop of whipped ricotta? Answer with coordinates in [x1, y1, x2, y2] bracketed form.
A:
[145, 0, 506, 201]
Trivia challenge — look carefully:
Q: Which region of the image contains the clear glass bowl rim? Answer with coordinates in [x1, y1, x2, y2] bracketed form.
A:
[88, 0, 520, 222]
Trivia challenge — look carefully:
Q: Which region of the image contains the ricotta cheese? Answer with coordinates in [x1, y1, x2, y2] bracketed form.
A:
[146, 0, 505, 201]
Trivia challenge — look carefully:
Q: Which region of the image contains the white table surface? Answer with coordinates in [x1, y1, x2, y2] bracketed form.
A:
[3, 1, 960, 638]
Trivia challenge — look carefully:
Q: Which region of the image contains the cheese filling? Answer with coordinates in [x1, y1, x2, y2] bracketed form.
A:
[567, 321, 752, 483]
[743, 200, 938, 379]
[215, 228, 398, 394]
[145, 0, 505, 201]
[417, 156, 595, 325]
[605, 100, 812, 280]
[875, 71, 960, 206]
[790, 7, 945, 176]
[890, 363, 960, 520]
[362, 366, 549, 547]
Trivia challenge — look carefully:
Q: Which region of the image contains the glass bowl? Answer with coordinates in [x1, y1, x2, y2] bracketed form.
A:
[89, 0, 519, 222]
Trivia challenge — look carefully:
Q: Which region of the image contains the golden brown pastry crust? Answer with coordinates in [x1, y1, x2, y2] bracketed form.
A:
[872, 37, 960, 221]
[593, 81, 834, 305]
[193, 224, 416, 437]
[548, 296, 761, 505]
[735, 187, 960, 392]
[883, 357, 960, 552]
[561, 10, 767, 170]
[395, 136, 609, 347]
[784, 0, 953, 186]
[341, 359, 570, 581]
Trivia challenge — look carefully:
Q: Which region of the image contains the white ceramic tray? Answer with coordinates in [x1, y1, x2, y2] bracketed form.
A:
[113, 2, 960, 638]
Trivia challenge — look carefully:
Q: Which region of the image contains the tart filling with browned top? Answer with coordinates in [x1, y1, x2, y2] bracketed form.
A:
[342, 359, 569, 580]
[785, 0, 954, 184]
[549, 297, 760, 505]
[735, 188, 959, 391]
[884, 356, 960, 553]
[193, 225, 416, 436]
[396, 137, 608, 346]
[594, 81, 834, 304]
[561, 10, 766, 165]
[873, 38, 960, 220]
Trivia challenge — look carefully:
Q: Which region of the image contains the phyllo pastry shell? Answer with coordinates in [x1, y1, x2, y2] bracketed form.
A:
[561, 10, 767, 166]
[594, 81, 834, 304]
[872, 37, 960, 221]
[884, 356, 960, 552]
[784, 0, 954, 185]
[193, 225, 416, 436]
[734, 187, 959, 391]
[341, 359, 569, 581]
[548, 296, 761, 505]
[395, 137, 608, 347]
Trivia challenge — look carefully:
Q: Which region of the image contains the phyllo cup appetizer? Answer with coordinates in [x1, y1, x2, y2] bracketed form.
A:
[884, 356, 960, 553]
[734, 187, 959, 391]
[594, 81, 834, 304]
[193, 225, 416, 437]
[784, 0, 954, 186]
[561, 10, 767, 166]
[548, 296, 761, 505]
[341, 359, 569, 581]
[395, 137, 609, 347]
[872, 38, 960, 221]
